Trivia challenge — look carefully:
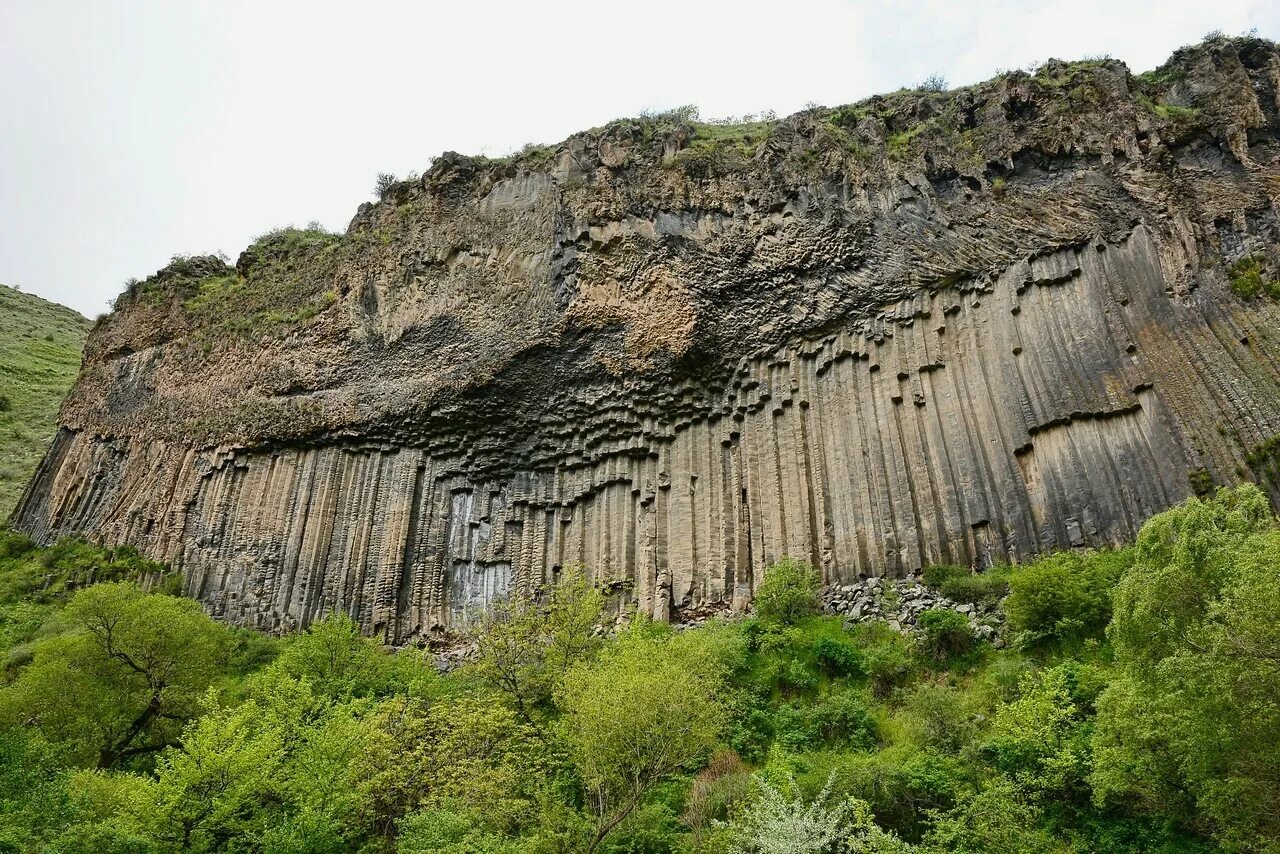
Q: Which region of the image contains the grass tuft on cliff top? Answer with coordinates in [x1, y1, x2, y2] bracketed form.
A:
[0, 284, 89, 519]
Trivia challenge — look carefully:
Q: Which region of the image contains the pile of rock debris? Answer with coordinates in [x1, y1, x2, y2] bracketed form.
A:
[821, 575, 1005, 647]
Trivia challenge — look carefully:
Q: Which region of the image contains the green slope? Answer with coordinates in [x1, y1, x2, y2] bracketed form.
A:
[0, 284, 90, 519]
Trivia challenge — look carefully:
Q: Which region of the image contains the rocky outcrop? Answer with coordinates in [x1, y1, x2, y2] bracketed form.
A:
[823, 577, 1004, 644]
[12, 37, 1280, 641]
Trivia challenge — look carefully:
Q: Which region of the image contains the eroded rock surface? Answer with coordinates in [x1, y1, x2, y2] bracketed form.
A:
[13, 37, 1280, 641]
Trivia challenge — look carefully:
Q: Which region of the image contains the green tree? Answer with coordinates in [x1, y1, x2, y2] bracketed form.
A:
[753, 559, 822, 625]
[354, 695, 538, 840]
[980, 663, 1097, 802]
[0, 582, 232, 768]
[147, 700, 284, 850]
[556, 625, 724, 852]
[1092, 486, 1280, 850]
[923, 780, 1070, 853]
[1003, 548, 1131, 652]
[271, 613, 405, 700]
[473, 568, 604, 728]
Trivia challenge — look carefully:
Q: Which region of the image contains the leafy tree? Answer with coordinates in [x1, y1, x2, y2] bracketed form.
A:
[1004, 548, 1131, 652]
[980, 663, 1097, 802]
[355, 695, 538, 839]
[556, 625, 724, 852]
[753, 559, 822, 625]
[272, 702, 384, 845]
[397, 805, 520, 853]
[923, 780, 1070, 853]
[1092, 486, 1280, 850]
[147, 700, 284, 850]
[473, 568, 603, 728]
[0, 582, 233, 768]
[271, 613, 408, 700]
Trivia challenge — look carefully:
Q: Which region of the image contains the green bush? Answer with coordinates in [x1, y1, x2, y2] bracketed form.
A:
[924, 780, 1070, 853]
[942, 573, 1009, 606]
[1004, 549, 1132, 652]
[0, 394, 10, 412]
[816, 746, 969, 842]
[812, 635, 863, 678]
[923, 563, 1009, 605]
[772, 689, 877, 751]
[1229, 256, 1264, 299]
[897, 683, 978, 753]
[0, 529, 36, 561]
[914, 608, 974, 662]
[398, 807, 517, 853]
[855, 623, 913, 698]
[753, 558, 821, 625]
[922, 563, 967, 589]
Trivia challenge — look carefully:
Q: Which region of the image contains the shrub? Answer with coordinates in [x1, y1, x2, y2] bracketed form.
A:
[918, 73, 949, 92]
[772, 690, 877, 751]
[922, 564, 966, 589]
[815, 746, 968, 842]
[813, 635, 863, 678]
[980, 664, 1095, 800]
[855, 623, 912, 698]
[922, 564, 1008, 606]
[0, 529, 36, 561]
[374, 172, 398, 199]
[1004, 548, 1131, 652]
[897, 683, 977, 753]
[914, 608, 974, 662]
[777, 657, 819, 696]
[0, 394, 10, 412]
[924, 780, 1070, 853]
[719, 775, 858, 854]
[683, 751, 754, 845]
[1227, 255, 1279, 301]
[1188, 467, 1214, 496]
[940, 570, 1009, 606]
[397, 807, 517, 853]
[753, 559, 821, 625]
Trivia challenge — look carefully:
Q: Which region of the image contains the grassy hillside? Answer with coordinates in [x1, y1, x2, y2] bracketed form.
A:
[0, 284, 89, 519]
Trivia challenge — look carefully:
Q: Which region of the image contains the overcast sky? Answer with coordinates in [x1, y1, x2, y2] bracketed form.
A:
[2, 1, 1277, 317]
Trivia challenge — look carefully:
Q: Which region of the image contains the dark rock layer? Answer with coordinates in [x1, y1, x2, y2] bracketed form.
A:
[13, 37, 1280, 641]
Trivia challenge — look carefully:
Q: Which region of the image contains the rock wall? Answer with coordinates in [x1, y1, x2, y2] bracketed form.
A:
[12, 37, 1280, 641]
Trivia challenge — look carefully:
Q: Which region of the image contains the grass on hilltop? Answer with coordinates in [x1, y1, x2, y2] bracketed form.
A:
[0, 284, 89, 519]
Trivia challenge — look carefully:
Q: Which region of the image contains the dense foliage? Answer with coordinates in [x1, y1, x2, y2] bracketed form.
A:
[0, 486, 1277, 851]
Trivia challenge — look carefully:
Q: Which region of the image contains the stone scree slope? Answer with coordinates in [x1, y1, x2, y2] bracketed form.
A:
[12, 38, 1280, 641]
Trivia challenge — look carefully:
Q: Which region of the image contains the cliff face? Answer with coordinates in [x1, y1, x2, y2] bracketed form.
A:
[13, 38, 1280, 641]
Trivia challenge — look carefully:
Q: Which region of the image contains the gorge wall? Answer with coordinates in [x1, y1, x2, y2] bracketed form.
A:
[12, 37, 1280, 642]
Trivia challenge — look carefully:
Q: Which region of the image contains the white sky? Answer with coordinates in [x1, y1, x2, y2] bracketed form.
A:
[2, 1, 1277, 317]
